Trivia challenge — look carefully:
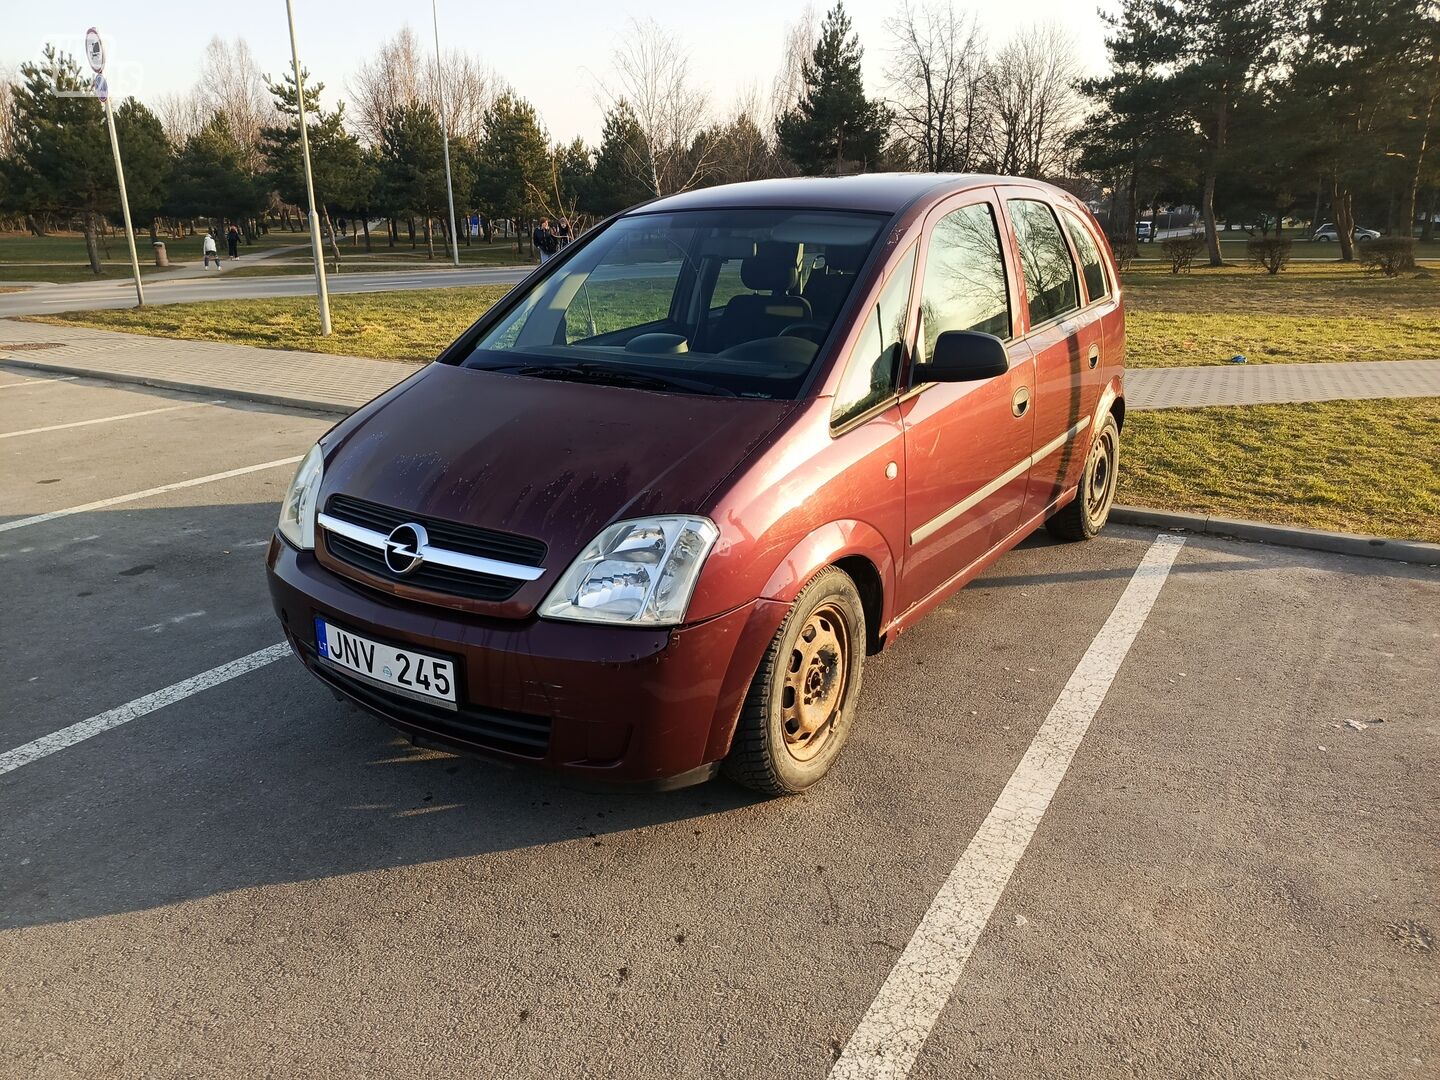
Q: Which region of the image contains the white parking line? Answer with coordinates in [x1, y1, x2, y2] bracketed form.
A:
[0, 455, 302, 533]
[0, 375, 80, 390]
[0, 400, 222, 440]
[830, 533, 1187, 1080]
[0, 643, 290, 776]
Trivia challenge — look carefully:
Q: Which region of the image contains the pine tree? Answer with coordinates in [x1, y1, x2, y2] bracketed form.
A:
[260, 69, 365, 260]
[471, 92, 550, 253]
[775, 2, 889, 175]
[588, 101, 652, 215]
[7, 47, 118, 273]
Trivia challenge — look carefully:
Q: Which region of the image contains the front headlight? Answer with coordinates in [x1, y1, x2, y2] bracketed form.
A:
[539, 516, 719, 626]
[277, 443, 324, 550]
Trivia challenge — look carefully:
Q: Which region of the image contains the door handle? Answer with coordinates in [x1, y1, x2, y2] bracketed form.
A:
[1088, 344, 1100, 370]
[1012, 386, 1031, 418]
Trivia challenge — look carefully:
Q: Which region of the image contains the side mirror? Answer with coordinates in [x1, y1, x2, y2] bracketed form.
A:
[912, 330, 1010, 383]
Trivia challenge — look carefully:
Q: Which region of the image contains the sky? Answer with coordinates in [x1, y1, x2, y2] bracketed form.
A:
[4, 1, 1112, 144]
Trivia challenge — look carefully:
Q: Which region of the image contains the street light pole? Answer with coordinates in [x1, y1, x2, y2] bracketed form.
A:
[100, 89, 144, 308]
[432, 0, 461, 268]
[285, 0, 332, 336]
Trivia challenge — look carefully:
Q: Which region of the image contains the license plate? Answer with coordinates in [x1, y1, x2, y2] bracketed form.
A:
[314, 618, 457, 709]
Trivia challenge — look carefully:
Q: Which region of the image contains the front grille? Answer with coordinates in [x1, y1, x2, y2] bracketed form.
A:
[323, 494, 546, 602]
[301, 640, 552, 757]
[328, 494, 546, 564]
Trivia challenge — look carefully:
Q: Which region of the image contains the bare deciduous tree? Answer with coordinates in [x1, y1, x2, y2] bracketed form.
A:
[771, 3, 819, 127]
[986, 23, 1083, 179]
[707, 87, 786, 184]
[196, 36, 272, 162]
[600, 18, 713, 196]
[0, 70, 18, 159]
[349, 28, 500, 146]
[885, 2, 990, 171]
[153, 91, 208, 148]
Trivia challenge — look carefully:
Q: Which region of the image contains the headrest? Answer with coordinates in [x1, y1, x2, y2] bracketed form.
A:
[822, 245, 867, 274]
[741, 241, 802, 292]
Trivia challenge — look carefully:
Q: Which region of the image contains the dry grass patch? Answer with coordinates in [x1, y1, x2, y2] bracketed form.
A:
[1118, 397, 1440, 542]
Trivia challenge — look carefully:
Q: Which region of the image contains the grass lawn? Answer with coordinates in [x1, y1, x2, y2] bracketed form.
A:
[32, 285, 513, 359]
[0, 262, 185, 284]
[1123, 262, 1440, 367]
[1118, 397, 1440, 542]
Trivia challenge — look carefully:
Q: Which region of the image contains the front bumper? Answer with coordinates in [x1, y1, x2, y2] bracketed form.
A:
[267, 538, 787, 786]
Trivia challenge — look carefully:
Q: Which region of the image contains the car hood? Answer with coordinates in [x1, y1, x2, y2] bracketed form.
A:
[318, 363, 792, 612]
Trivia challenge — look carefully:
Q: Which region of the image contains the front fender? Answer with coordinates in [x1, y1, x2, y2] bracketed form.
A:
[759, 519, 897, 626]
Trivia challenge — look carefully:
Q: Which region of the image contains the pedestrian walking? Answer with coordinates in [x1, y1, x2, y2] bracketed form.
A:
[533, 218, 559, 264]
[203, 231, 220, 270]
[226, 224, 240, 260]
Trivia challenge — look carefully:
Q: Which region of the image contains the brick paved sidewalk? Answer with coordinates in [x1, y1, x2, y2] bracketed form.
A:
[2, 318, 1438, 415]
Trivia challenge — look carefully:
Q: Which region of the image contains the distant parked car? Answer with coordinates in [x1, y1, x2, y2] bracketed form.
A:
[1312, 223, 1381, 242]
[1135, 220, 1155, 242]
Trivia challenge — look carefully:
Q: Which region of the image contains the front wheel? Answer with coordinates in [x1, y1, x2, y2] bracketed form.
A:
[1047, 413, 1120, 542]
[723, 568, 866, 795]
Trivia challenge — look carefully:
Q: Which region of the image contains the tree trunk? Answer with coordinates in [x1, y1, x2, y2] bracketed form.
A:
[362, 216, 372, 253]
[82, 212, 103, 275]
[408, 217, 416, 249]
[425, 217, 434, 259]
[25, 214, 45, 237]
[1333, 181, 1355, 262]
[1202, 169, 1222, 266]
[1424, 186, 1438, 243]
[320, 205, 343, 270]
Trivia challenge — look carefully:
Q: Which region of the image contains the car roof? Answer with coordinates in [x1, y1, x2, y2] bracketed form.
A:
[636, 174, 1065, 216]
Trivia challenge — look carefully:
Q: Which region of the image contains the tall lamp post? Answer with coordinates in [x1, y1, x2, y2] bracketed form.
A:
[284, 0, 332, 335]
[432, 0, 461, 267]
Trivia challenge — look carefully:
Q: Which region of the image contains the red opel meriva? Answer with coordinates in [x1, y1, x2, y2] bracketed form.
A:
[267, 175, 1125, 794]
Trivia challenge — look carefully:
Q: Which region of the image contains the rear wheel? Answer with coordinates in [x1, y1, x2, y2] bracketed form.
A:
[1046, 412, 1120, 542]
[723, 568, 866, 795]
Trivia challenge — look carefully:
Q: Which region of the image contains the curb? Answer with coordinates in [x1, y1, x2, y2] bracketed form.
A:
[0, 355, 359, 417]
[5, 355, 1437, 567]
[1111, 506, 1440, 565]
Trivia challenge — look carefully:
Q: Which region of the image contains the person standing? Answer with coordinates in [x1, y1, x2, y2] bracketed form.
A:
[533, 218, 558, 264]
[556, 218, 572, 250]
[202, 231, 220, 270]
[226, 224, 240, 260]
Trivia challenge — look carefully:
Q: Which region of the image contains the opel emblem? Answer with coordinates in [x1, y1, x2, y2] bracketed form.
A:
[383, 522, 428, 576]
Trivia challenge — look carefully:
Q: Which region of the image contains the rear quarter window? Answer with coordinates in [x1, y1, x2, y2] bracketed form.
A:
[1061, 209, 1110, 304]
[1007, 199, 1080, 327]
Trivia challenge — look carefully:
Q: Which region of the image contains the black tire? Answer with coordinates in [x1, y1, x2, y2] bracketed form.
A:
[1046, 412, 1121, 542]
[722, 567, 866, 796]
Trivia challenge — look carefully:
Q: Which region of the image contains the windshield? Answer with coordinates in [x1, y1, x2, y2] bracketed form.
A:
[460, 209, 888, 398]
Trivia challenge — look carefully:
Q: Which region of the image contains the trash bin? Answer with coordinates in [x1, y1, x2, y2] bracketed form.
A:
[152, 240, 168, 268]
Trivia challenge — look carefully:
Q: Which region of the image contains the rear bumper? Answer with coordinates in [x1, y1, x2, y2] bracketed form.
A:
[267, 537, 787, 786]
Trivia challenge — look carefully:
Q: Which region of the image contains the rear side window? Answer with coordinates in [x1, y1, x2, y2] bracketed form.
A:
[919, 202, 1010, 360]
[1061, 210, 1109, 303]
[1007, 199, 1079, 327]
[832, 246, 917, 427]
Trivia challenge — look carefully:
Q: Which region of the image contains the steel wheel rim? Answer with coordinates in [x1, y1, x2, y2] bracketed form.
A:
[1086, 427, 1118, 522]
[780, 602, 850, 763]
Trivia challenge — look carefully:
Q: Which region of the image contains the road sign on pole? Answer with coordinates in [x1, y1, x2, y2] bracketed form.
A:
[87, 30, 144, 309]
[284, 0, 333, 336]
[432, 0, 461, 268]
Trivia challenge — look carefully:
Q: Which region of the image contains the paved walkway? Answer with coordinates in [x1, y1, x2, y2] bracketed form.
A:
[1, 319, 1438, 415]
[1125, 359, 1440, 409]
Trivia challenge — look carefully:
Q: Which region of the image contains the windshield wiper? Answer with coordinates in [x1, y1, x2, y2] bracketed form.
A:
[503, 362, 736, 397]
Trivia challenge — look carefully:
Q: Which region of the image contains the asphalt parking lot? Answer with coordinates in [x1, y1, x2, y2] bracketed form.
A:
[1, 369, 1436, 1080]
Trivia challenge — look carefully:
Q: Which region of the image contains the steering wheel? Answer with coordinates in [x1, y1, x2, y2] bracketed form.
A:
[779, 321, 828, 345]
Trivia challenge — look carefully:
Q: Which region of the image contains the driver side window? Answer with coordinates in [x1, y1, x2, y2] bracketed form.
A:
[832, 246, 917, 427]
